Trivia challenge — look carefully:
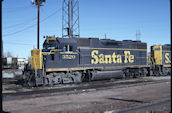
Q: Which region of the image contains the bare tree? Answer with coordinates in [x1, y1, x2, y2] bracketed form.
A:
[3, 51, 13, 57]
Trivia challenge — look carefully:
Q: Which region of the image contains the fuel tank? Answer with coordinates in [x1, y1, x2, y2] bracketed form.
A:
[91, 70, 124, 80]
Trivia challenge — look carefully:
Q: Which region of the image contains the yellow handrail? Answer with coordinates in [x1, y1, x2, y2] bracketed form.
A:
[43, 62, 45, 77]
[151, 57, 155, 69]
[33, 57, 37, 77]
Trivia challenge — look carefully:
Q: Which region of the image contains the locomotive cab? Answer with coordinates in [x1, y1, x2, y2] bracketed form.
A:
[29, 37, 61, 86]
[150, 45, 171, 76]
[29, 37, 79, 86]
[31, 37, 59, 70]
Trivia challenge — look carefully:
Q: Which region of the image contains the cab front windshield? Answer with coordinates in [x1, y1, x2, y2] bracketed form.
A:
[43, 40, 58, 50]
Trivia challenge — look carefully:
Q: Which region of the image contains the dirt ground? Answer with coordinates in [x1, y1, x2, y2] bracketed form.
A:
[3, 79, 171, 113]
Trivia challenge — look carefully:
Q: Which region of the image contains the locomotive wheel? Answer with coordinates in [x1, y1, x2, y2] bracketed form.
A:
[28, 80, 36, 87]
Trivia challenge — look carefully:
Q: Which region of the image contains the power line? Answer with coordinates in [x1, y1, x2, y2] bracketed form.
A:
[3, 5, 33, 10]
[3, 6, 33, 13]
[4, 42, 33, 45]
[3, 8, 61, 37]
[3, 23, 37, 37]
[3, 17, 37, 29]
[40, 8, 61, 23]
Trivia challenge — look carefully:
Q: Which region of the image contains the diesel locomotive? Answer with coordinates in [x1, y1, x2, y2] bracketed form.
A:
[150, 44, 171, 76]
[23, 36, 171, 86]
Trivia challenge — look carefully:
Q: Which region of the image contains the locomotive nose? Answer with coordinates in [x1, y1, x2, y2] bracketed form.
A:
[31, 49, 43, 70]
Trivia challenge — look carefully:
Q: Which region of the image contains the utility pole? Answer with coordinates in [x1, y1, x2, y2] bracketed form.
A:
[136, 30, 141, 40]
[32, 0, 46, 49]
[62, 0, 80, 38]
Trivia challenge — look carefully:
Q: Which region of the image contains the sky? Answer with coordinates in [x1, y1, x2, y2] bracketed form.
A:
[2, 0, 170, 58]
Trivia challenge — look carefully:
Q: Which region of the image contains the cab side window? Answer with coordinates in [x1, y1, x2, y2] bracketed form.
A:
[63, 45, 68, 52]
[63, 45, 73, 52]
[51, 54, 54, 60]
[69, 46, 73, 51]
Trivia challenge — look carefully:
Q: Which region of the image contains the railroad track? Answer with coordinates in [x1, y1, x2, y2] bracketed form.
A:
[2, 78, 18, 85]
[3, 77, 170, 101]
[114, 99, 171, 113]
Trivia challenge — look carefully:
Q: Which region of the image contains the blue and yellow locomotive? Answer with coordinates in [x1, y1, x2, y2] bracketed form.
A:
[23, 36, 171, 86]
[150, 44, 171, 76]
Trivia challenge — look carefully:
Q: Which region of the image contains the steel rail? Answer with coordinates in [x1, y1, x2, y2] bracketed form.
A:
[3, 79, 170, 101]
[115, 99, 171, 113]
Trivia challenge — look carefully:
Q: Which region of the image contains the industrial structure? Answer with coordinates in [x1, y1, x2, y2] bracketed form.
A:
[62, 0, 80, 38]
